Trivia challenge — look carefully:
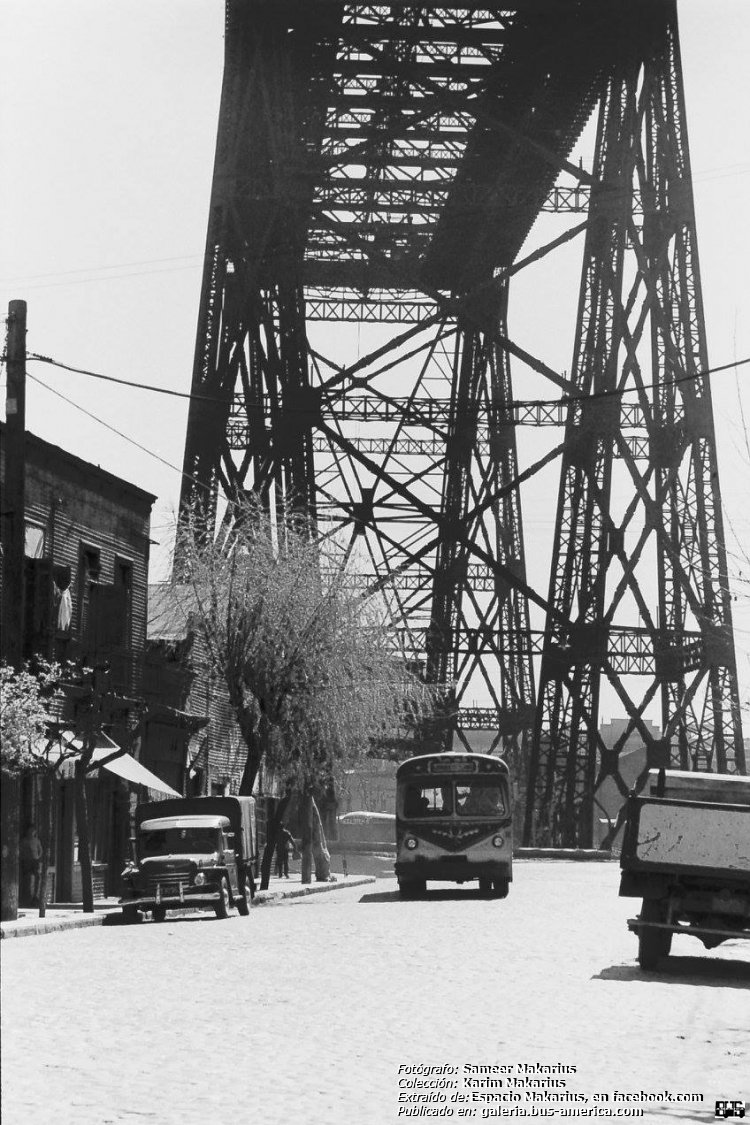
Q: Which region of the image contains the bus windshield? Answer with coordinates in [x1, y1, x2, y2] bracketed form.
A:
[403, 784, 452, 817]
[400, 779, 506, 818]
[455, 779, 506, 816]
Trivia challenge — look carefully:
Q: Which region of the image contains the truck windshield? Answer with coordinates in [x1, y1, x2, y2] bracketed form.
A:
[140, 828, 219, 857]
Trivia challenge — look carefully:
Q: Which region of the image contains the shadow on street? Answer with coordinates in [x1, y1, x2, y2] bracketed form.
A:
[102, 911, 226, 927]
[357, 887, 506, 904]
[595, 955, 750, 988]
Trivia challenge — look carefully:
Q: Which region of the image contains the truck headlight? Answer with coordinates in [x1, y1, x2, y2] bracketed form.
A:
[492, 835, 504, 848]
[194, 871, 206, 886]
[405, 837, 418, 850]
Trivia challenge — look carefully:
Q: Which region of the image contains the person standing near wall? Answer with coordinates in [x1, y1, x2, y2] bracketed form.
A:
[20, 824, 43, 906]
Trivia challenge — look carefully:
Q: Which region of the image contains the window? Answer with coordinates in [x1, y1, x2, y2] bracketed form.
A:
[455, 781, 505, 817]
[402, 784, 452, 817]
[24, 523, 46, 559]
[78, 545, 101, 640]
[114, 558, 133, 647]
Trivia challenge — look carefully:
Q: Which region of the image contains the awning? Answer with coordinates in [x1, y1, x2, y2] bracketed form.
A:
[52, 732, 181, 797]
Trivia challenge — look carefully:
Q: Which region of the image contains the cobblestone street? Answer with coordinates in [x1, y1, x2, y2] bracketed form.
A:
[2, 862, 748, 1125]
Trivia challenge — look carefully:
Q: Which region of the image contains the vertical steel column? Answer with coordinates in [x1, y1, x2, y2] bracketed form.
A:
[178, 1, 339, 536]
[646, 15, 743, 773]
[488, 279, 535, 800]
[425, 315, 484, 738]
[527, 3, 744, 848]
[426, 279, 535, 788]
[527, 64, 634, 848]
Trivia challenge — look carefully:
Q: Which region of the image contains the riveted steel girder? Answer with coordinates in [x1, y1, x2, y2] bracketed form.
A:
[525, 3, 744, 848]
[179, 0, 744, 840]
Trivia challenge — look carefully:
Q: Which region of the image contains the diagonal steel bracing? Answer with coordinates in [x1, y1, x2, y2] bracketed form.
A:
[179, 0, 744, 842]
[526, 3, 744, 847]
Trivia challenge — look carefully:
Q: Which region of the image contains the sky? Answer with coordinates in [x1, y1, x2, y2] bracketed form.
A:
[2, 0, 749, 723]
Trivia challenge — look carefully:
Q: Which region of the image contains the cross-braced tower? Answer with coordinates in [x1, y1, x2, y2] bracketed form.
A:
[526, 4, 745, 846]
[178, 0, 744, 840]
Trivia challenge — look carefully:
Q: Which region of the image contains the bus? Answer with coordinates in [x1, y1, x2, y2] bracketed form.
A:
[395, 752, 512, 898]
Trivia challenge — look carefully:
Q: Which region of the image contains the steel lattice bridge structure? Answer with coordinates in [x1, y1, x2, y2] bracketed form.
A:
[179, 0, 745, 847]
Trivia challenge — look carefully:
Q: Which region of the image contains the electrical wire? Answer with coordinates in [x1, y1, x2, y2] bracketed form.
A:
[4, 262, 205, 291]
[24, 370, 205, 490]
[27, 354, 220, 403]
[0, 253, 205, 284]
[20, 350, 750, 413]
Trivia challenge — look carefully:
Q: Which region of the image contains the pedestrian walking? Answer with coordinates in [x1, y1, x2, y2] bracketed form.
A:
[20, 824, 43, 906]
[275, 824, 296, 878]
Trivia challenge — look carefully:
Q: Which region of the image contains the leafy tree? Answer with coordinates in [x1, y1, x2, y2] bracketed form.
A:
[0, 661, 136, 916]
[0, 662, 61, 918]
[0, 662, 59, 773]
[174, 496, 433, 887]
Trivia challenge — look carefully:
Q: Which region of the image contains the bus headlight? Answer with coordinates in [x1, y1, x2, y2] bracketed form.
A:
[492, 835, 504, 848]
[405, 836, 418, 850]
[194, 871, 206, 886]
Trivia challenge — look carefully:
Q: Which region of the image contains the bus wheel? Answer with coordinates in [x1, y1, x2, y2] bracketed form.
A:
[478, 877, 493, 895]
[492, 879, 510, 899]
[399, 879, 425, 898]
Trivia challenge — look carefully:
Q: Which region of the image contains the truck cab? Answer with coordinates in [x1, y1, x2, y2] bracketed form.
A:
[120, 796, 257, 922]
[619, 769, 750, 969]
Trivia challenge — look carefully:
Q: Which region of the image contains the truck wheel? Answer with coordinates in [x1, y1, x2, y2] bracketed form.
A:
[399, 879, 426, 898]
[237, 877, 253, 916]
[492, 879, 510, 899]
[214, 877, 231, 919]
[478, 877, 493, 895]
[637, 900, 672, 969]
[152, 906, 167, 923]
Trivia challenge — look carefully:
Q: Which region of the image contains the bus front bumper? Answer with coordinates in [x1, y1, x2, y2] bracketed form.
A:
[395, 859, 511, 883]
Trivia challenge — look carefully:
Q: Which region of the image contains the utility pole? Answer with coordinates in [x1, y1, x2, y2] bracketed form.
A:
[2, 299, 26, 665]
[1, 300, 27, 922]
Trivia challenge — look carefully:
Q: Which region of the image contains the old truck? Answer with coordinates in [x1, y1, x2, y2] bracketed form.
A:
[619, 769, 750, 969]
[120, 796, 257, 922]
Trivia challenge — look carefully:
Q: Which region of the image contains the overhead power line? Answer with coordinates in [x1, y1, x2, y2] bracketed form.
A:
[21, 350, 750, 413]
[24, 370, 201, 490]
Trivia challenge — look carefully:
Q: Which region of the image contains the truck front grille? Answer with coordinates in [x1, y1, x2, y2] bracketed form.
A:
[143, 868, 193, 895]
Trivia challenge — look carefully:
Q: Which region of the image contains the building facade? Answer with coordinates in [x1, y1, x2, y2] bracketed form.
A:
[1, 423, 156, 901]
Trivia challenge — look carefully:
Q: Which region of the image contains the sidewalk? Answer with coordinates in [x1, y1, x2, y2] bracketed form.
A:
[0, 873, 375, 940]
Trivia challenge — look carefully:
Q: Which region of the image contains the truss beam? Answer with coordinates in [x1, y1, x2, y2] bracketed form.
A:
[179, 0, 744, 846]
[525, 4, 744, 848]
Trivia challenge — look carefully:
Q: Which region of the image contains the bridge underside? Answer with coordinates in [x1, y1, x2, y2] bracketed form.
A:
[180, 0, 745, 846]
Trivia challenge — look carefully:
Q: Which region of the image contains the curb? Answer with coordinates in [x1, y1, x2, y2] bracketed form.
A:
[1, 912, 117, 940]
[514, 848, 613, 861]
[1, 875, 376, 939]
[253, 874, 375, 905]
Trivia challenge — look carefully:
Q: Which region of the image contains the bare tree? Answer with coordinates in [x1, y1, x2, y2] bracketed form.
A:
[173, 496, 433, 886]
